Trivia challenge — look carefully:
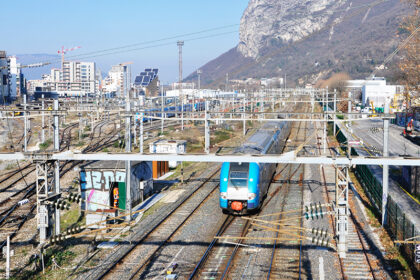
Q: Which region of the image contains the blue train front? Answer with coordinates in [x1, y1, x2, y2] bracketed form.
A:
[219, 121, 291, 214]
[220, 162, 262, 214]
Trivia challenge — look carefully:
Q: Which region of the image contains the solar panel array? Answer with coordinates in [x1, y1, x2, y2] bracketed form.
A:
[134, 68, 158, 87]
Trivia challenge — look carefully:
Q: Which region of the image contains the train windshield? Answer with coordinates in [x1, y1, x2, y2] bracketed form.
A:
[229, 172, 248, 187]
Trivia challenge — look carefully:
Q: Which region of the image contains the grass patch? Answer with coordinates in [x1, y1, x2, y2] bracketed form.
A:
[5, 163, 16, 170]
[60, 205, 83, 231]
[142, 201, 164, 219]
[76, 141, 85, 147]
[102, 148, 110, 152]
[39, 139, 52, 150]
[213, 130, 231, 144]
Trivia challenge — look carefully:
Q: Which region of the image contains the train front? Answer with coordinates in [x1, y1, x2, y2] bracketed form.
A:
[219, 162, 259, 214]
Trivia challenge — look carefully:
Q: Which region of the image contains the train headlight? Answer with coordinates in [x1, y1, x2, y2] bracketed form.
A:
[248, 193, 256, 200]
[221, 192, 227, 199]
[249, 178, 253, 182]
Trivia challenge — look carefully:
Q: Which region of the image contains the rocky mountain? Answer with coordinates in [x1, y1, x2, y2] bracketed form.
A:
[186, 0, 410, 86]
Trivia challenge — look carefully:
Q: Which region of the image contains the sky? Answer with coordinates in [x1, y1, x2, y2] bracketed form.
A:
[3, 0, 249, 83]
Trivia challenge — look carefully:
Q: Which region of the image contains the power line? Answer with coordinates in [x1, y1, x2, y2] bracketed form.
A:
[370, 25, 420, 78]
[21, 24, 240, 68]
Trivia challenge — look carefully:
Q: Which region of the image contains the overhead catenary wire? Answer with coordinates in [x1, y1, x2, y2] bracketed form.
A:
[21, 25, 240, 68]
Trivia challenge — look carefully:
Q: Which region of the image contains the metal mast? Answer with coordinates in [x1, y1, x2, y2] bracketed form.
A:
[177, 41, 184, 130]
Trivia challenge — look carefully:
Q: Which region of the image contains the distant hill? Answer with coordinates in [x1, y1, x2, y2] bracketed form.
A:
[15, 54, 60, 80]
[186, 0, 410, 86]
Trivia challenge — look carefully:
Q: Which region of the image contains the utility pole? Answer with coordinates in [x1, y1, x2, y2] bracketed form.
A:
[177, 41, 184, 131]
[333, 90, 337, 137]
[243, 97, 246, 135]
[382, 98, 390, 225]
[23, 94, 27, 152]
[348, 92, 352, 133]
[225, 73, 229, 91]
[53, 100, 60, 235]
[197, 69, 202, 90]
[324, 89, 328, 153]
[133, 101, 137, 147]
[161, 85, 164, 135]
[125, 95, 132, 222]
[41, 95, 45, 143]
[205, 100, 210, 154]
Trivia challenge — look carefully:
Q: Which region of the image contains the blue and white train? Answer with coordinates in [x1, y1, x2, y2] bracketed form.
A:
[219, 121, 291, 214]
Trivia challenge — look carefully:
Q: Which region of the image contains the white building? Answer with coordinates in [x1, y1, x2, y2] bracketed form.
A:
[27, 79, 47, 93]
[362, 85, 397, 107]
[103, 64, 127, 95]
[39, 61, 100, 96]
[346, 77, 386, 91]
[149, 140, 186, 168]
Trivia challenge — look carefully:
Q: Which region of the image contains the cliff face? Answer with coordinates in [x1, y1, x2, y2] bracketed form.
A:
[238, 0, 347, 58]
[186, 0, 409, 86]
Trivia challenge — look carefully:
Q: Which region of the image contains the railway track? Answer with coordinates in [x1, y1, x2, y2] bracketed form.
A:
[0, 118, 121, 252]
[267, 116, 307, 279]
[315, 117, 382, 279]
[188, 105, 308, 280]
[78, 166, 221, 280]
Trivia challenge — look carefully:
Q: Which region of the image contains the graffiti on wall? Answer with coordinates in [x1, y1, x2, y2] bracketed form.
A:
[80, 170, 126, 211]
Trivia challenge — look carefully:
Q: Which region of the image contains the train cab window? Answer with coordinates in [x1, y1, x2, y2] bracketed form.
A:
[228, 162, 249, 188]
[229, 172, 248, 187]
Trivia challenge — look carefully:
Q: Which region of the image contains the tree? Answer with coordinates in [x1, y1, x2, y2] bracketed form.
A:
[398, 0, 420, 93]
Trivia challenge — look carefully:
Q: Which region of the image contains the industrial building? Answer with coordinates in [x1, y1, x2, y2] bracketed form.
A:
[80, 161, 154, 228]
[149, 140, 186, 168]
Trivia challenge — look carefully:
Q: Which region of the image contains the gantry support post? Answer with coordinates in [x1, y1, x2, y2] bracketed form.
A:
[36, 161, 51, 244]
[205, 100, 210, 154]
[23, 94, 27, 152]
[382, 98, 390, 225]
[333, 90, 337, 136]
[41, 94, 45, 144]
[53, 100, 60, 236]
[125, 98, 132, 221]
[335, 165, 349, 258]
[243, 97, 246, 135]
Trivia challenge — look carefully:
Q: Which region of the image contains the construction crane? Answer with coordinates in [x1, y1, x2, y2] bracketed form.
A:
[119, 61, 133, 66]
[0, 62, 51, 70]
[57, 46, 81, 67]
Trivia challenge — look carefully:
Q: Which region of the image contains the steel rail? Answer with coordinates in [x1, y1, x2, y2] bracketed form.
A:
[94, 167, 221, 280]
